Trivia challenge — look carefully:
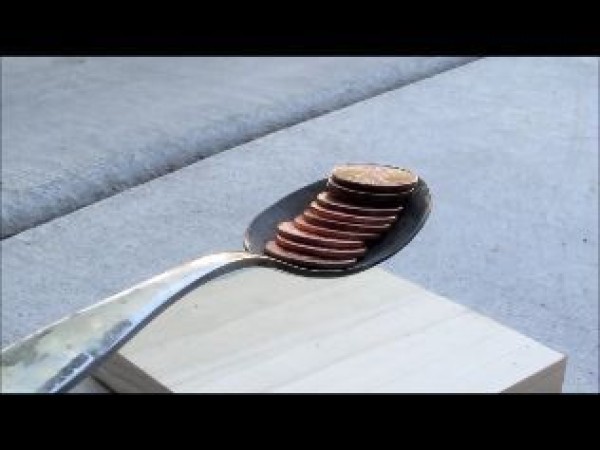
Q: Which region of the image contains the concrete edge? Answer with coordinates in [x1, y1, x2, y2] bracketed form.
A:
[2, 57, 479, 239]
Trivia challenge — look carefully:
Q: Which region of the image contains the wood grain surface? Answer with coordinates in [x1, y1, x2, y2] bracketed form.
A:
[94, 267, 566, 393]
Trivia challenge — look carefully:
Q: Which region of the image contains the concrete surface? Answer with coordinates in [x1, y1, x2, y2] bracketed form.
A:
[1, 56, 474, 238]
[1, 57, 597, 392]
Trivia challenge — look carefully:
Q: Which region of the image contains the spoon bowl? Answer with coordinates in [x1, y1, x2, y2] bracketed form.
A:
[245, 178, 431, 276]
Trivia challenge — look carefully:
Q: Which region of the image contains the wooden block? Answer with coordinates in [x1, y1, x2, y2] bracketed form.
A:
[93, 268, 566, 393]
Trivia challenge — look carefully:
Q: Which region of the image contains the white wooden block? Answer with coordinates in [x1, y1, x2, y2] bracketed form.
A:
[93, 267, 566, 393]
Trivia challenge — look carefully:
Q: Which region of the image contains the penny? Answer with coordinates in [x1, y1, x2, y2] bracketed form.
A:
[276, 234, 367, 259]
[331, 164, 418, 193]
[302, 209, 391, 234]
[327, 178, 412, 206]
[308, 201, 397, 225]
[294, 215, 381, 241]
[316, 192, 403, 217]
[265, 240, 357, 269]
[277, 221, 365, 249]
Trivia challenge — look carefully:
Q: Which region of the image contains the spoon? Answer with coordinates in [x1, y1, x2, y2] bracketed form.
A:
[1, 177, 431, 393]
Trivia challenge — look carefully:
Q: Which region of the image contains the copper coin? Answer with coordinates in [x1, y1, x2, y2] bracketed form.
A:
[331, 164, 418, 193]
[276, 234, 367, 260]
[316, 192, 403, 217]
[294, 215, 381, 241]
[302, 209, 391, 234]
[277, 221, 365, 249]
[308, 201, 397, 225]
[265, 240, 357, 269]
[327, 178, 412, 206]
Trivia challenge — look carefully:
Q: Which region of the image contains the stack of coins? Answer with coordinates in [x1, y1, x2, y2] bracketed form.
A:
[265, 164, 418, 269]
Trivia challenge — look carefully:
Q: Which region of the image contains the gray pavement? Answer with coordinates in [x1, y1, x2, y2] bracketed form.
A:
[2, 57, 598, 392]
[1, 56, 473, 238]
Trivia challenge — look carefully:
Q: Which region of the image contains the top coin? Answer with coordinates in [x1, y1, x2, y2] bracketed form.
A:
[331, 164, 418, 193]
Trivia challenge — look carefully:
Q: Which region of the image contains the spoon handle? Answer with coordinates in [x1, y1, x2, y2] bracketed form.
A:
[1, 251, 276, 393]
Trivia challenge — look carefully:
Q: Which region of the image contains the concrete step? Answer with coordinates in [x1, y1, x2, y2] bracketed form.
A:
[1, 57, 597, 392]
[1, 57, 475, 238]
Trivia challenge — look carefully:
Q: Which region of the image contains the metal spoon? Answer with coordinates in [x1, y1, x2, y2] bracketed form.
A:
[1, 178, 431, 393]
